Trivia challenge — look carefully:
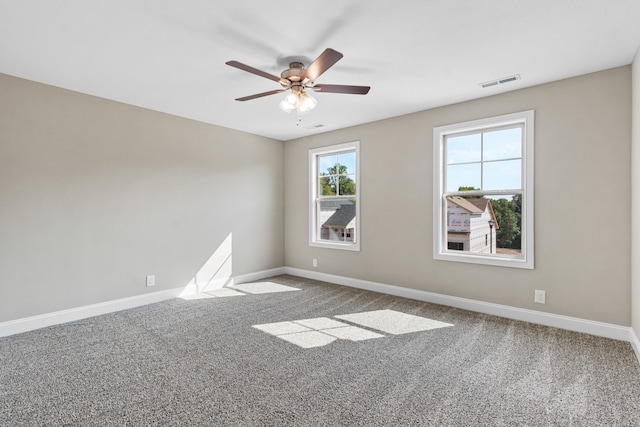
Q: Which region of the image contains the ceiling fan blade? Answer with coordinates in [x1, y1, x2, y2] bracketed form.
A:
[303, 48, 343, 82]
[313, 84, 370, 95]
[235, 89, 285, 102]
[226, 60, 282, 83]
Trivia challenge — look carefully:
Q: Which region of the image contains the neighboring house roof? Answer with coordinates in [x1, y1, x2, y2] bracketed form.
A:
[320, 200, 353, 210]
[447, 196, 500, 229]
[466, 198, 490, 212]
[322, 203, 356, 228]
[447, 196, 484, 214]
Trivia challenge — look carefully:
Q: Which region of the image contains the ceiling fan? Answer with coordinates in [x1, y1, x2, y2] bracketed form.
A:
[226, 48, 370, 114]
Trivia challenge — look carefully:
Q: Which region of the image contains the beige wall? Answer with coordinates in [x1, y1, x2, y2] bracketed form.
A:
[632, 52, 640, 334]
[285, 66, 632, 326]
[1, 66, 633, 327]
[0, 73, 284, 322]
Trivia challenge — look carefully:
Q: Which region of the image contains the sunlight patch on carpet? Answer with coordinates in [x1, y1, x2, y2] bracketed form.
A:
[251, 309, 451, 349]
[336, 309, 454, 335]
[231, 282, 301, 294]
[321, 326, 384, 341]
[253, 321, 313, 336]
[278, 331, 338, 348]
[180, 293, 217, 300]
[181, 282, 300, 300]
[205, 288, 248, 298]
[180, 288, 247, 300]
[253, 317, 384, 349]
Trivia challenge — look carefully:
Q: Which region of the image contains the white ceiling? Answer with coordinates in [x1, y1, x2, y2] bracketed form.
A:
[1, 0, 640, 141]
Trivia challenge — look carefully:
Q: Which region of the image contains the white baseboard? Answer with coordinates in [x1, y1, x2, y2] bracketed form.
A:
[191, 267, 286, 293]
[630, 328, 640, 362]
[284, 267, 634, 344]
[3, 265, 638, 366]
[0, 288, 184, 338]
[231, 267, 286, 286]
[0, 267, 285, 338]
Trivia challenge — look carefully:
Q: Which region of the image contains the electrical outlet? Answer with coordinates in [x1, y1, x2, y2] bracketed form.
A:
[534, 289, 546, 304]
[312, 258, 318, 268]
[146, 275, 155, 287]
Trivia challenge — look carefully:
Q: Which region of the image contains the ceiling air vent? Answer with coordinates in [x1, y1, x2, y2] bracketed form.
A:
[480, 74, 520, 88]
[304, 124, 325, 130]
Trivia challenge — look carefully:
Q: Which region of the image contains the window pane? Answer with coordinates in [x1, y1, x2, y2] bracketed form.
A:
[337, 175, 356, 195]
[318, 155, 337, 175]
[483, 127, 522, 161]
[319, 175, 335, 196]
[337, 152, 356, 174]
[318, 200, 357, 243]
[488, 195, 522, 256]
[446, 163, 481, 192]
[446, 195, 521, 256]
[483, 159, 521, 190]
[447, 133, 481, 164]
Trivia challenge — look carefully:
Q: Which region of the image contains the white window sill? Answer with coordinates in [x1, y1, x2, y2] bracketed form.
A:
[310, 241, 360, 252]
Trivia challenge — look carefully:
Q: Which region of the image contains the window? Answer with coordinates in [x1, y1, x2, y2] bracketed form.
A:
[448, 242, 464, 251]
[309, 141, 360, 251]
[433, 111, 534, 269]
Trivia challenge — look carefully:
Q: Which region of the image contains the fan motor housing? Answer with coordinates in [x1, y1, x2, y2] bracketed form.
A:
[281, 62, 305, 82]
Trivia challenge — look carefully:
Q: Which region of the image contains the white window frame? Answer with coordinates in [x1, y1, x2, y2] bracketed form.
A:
[309, 141, 361, 251]
[433, 111, 534, 269]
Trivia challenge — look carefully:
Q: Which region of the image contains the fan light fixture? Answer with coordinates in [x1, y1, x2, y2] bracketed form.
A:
[278, 87, 317, 114]
[226, 48, 370, 115]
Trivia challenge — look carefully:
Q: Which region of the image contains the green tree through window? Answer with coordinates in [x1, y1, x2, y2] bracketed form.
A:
[321, 163, 356, 196]
[458, 186, 522, 251]
[491, 197, 521, 250]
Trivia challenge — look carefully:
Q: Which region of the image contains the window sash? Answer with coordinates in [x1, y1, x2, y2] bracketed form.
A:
[445, 124, 524, 193]
[433, 111, 534, 269]
[309, 142, 360, 251]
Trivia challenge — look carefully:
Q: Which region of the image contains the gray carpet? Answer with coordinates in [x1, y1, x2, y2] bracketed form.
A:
[1, 275, 639, 426]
